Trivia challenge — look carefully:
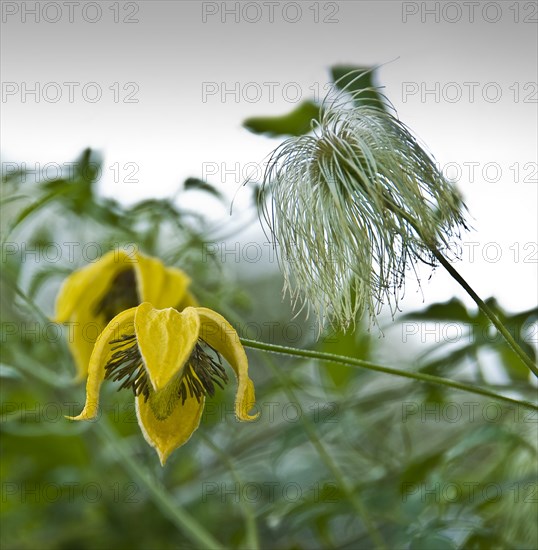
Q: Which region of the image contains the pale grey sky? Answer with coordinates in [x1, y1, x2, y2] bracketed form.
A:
[2, 0, 537, 312]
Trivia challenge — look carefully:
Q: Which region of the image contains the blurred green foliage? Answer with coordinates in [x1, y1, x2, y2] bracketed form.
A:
[243, 65, 386, 138]
[330, 65, 386, 109]
[244, 101, 321, 138]
[1, 140, 537, 550]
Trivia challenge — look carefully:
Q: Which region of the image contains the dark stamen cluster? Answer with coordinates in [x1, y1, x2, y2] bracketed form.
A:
[104, 336, 228, 406]
[179, 343, 229, 404]
[94, 269, 139, 322]
[105, 334, 151, 400]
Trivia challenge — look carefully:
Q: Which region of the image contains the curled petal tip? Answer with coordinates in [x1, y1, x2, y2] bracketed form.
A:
[64, 413, 91, 421]
[235, 379, 259, 422]
[240, 410, 260, 422]
[65, 401, 99, 421]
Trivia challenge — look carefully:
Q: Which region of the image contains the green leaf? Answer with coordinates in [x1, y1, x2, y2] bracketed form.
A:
[28, 266, 72, 299]
[183, 178, 223, 200]
[317, 327, 371, 387]
[0, 364, 23, 380]
[4, 188, 68, 241]
[402, 298, 472, 322]
[243, 100, 321, 137]
[462, 530, 503, 550]
[242, 66, 383, 138]
[410, 534, 455, 550]
[400, 451, 446, 489]
[404, 299, 537, 382]
[0, 194, 28, 206]
[330, 65, 386, 109]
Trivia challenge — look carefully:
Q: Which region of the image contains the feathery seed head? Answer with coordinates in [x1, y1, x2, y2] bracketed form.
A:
[260, 74, 468, 331]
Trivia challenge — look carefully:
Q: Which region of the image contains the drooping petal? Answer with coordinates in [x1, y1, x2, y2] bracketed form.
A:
[68, 309, 105, 382]
[135, 393, 205, 465]
[134, 254, 192, 309]
[177, 289, 199, 310]
[196, 308, 258, 421]
[67, 308, 137, 420]
[55, 249, 130, 323]
[156, 267, 192, 309]
[134, 303, 200, 393]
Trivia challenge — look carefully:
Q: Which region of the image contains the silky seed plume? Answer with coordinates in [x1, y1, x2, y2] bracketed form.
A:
[259, 71, 468, 331]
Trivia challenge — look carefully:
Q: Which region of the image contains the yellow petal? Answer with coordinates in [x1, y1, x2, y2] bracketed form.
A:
[196, 308, 258, 422]
[178, 289, 199, 309]
[54, 249, 129, 323]
[67, 310, 105, 382]
[134, 303, 200, 393]
[134, 254, 191, 309]
[67, 308, 137, 421]
[156, 267, 192, 309]
[136, 393, 205, 465]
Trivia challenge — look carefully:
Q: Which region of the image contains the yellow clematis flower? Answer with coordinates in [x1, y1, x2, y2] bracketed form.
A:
[55, 250, 197, 380]
[68, 302, 258, 465]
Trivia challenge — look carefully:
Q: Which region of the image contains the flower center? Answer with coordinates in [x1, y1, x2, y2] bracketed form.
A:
[94, 269, 139, 322]
[178, 345, 229, 404]
[104, 334, 229, 416]
[105, 334, 151, 399]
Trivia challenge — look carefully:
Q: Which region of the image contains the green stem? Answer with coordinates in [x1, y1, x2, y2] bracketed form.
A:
[262, 353, 387, 550]
[393, 204, 537, 377]
[240, 339, 538, 412]
[97, 421, 224, 550]
[430, 246, 538, 377]
[200, 434, 260, 550]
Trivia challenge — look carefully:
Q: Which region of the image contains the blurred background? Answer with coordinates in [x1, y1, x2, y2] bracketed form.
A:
[1, 1, 537, 549]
